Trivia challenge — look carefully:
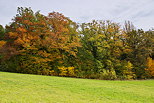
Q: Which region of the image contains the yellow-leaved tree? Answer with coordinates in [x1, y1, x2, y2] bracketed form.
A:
[146, 57, 154, 77]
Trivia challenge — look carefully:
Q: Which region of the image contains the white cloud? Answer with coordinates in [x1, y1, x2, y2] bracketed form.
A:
[0, 0, 153, 30]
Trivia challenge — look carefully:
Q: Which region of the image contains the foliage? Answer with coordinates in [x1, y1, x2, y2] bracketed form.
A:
[99, 69, 117, 80]
[0, 7, 153, 80]
[0, 7, 80, 75]
[123, 22, 154, 79]
[146, 57, 154, 77]
[0, 25, 5, 40]
[0, 41, 6, 48]
[58, 66, 75, 77]
[115, 61, 135, 80]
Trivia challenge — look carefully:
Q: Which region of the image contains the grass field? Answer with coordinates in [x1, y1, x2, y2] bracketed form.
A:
[0, 72, 154, 103]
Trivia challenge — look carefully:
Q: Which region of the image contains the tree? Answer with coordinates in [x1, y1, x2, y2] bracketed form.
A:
[1, 7, 80, 74]
[77, 20, 127, 79]
[146, 57, 154, 77]
[0, 25, 5, 39]
[123, 21, 154, 78]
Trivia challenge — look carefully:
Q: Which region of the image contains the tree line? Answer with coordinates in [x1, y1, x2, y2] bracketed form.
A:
[0, 7, 154, 80]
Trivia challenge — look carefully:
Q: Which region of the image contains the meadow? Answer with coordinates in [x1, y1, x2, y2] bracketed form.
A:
[0, 72, 154, 103]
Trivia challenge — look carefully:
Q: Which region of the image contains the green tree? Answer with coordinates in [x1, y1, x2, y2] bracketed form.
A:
[123, 21, 154, 78]
[77, 20, 126, 79]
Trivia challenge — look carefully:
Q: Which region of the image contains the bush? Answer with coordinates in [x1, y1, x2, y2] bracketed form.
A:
[58, 66, 75, 77]
[99, 69, 117, 80]
[115, 61, 136, 80]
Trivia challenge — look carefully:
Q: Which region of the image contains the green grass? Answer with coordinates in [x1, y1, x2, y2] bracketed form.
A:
[0, 72, 154, 103]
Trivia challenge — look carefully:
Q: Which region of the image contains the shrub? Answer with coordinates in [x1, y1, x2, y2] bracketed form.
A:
[99, 69, 117, 80]
[58, 66, 75, 77]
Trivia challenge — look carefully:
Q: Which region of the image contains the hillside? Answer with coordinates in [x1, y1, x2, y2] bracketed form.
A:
[0, 72, 154, 103]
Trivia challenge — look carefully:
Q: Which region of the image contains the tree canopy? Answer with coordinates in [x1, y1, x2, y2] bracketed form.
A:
[0, 7, 153, 79]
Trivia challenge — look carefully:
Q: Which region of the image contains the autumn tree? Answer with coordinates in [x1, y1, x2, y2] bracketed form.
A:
[77, 20, 134, 79]
[1, 7, 80, 75]
[0, 7, 153, 80]
[123, 21, 154, 78]
[146, 57, 154, 77]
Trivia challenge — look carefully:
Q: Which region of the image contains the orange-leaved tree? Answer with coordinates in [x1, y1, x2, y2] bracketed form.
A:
[1, 7, 80, 74]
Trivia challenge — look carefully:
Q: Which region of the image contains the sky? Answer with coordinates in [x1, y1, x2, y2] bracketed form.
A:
[0, 0, 154, 30]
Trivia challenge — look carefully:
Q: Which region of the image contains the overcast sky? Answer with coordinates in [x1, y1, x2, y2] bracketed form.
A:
[0, 0, 154, 30]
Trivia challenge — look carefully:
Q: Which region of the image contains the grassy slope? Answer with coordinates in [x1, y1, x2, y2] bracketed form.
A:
[0, 72, 154, 103]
